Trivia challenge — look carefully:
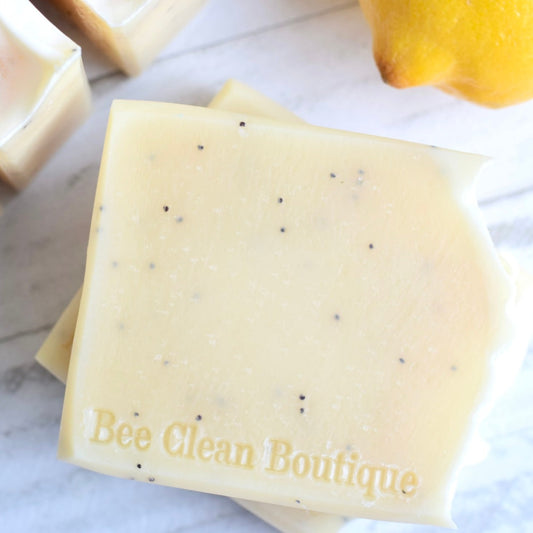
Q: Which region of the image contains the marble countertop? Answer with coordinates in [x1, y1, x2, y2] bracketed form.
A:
[1, 1, 532, 532]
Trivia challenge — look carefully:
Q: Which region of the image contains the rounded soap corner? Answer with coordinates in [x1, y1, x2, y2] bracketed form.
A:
[109, 99, 127, 112]
[107, 99, 136, 123]
[208, 79, 241, 108]
[223, 78, 248, 94]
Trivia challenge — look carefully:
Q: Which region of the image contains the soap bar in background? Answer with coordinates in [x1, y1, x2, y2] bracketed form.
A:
[36, 80, 348, 533]
[58, 98, 520, 525]
[0, 0, 91, 190]
[209, 80, 305, 123]
[45, 0, 207, 75]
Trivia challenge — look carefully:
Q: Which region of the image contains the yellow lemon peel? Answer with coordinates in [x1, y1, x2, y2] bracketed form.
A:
[360, 0, 533, 107]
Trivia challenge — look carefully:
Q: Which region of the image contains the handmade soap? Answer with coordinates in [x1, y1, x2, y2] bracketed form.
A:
[58, 99, 521, 525]
[47, 0, 206, 75]
[0, 0, 91, 189]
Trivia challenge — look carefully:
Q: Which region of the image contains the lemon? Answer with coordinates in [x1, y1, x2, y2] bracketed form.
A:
[359, 0, 533, 107]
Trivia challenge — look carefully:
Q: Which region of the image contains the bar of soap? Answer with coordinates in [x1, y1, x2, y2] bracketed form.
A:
[0, 0, 91, 190]
[36, 82, 533, 531]
[47, 0, 207, 75]
[58, 98, 522, 526]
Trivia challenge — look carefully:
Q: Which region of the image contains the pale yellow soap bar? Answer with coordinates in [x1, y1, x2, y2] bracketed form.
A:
[36, 82, 533, 532]
[59, 99, 519, 526]
[47, 0, 206, 75]
[0, 0, 91, 190]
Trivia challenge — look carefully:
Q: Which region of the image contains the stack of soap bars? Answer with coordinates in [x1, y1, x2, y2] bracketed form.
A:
[36, 80, 533, 533]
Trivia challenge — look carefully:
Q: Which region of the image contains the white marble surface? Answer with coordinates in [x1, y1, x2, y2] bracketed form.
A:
[1, 1, 532, 532]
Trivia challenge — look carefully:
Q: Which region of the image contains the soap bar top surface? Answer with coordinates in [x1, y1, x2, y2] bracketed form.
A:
[60, 101, 514, 526]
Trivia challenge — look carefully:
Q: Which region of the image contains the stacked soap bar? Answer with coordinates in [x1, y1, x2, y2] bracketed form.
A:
[0, 0, 90, 189]
[46, 0, 207, 75]
[37, 82, 532, 530]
